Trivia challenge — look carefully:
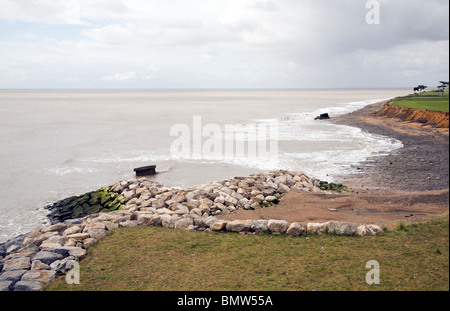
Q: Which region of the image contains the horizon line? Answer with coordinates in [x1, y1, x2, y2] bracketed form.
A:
[0, 87, 414, 91]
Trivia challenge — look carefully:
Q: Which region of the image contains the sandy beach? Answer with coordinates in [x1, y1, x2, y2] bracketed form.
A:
[218, 101, 449, 226]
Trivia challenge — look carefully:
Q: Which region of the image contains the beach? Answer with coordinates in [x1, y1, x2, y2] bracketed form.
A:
[218, 100, 449, 226]
[334, 100, 449, 192]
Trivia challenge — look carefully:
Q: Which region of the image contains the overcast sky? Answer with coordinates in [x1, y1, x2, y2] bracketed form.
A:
[0, 0, 448, 89]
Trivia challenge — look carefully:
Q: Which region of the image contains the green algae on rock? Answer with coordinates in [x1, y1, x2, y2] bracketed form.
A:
[45, 186, 125, 224]
[319, 181, 352, 193]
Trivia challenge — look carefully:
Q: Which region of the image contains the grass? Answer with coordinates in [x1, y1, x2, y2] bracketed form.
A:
[391, 89, 449, 113]
[46, 216, 449, 291]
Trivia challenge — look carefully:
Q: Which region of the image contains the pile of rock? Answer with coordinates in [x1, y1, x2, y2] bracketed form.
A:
[114, 170, 327, 216]
[0, 220, 88, 291]
[0, 170, 382, 291]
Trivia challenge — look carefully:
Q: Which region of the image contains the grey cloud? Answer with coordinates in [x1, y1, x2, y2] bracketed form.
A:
[285, 0, 449, 54]
[249, 0, 280, 12]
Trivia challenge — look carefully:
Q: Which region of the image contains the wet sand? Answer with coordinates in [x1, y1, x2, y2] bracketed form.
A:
[218, 101, 449, 226]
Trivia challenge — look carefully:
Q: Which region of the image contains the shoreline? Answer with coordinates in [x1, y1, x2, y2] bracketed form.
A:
[333, 100, 449, 192]
[218, 99, 449, 225]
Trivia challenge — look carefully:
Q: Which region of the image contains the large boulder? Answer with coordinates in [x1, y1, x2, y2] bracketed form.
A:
[307, 223, 327, 235]
[41, 223, 68, 234]
[251, 220, 269, 234]
[250, 195, 265, 204]
[0, 243, 6, 259]
[2, 234, 26, 255]
[214, 196, 225, 205]
[48, 247, 80, 258]
[63, 225, 82, 236]
[160, 214, 177, 228]
[13, 280, 43, 291]
[165, 192, 187, 206]
[225, 220, 252, 233]
[21, 270, 56, 285]
[274, 175, 287, 185]
[31, 260, 49, 270]
[69, 248, 87, 260]
[118, 220, 138, 228]
[0, 281, 14, 291]
[50, 257, 78, 275]
[286, 222, 307, 237]
[264, 196, 278, 202]
[2, 257, 31, 272]
[137, 215, 162, 227]
[210, 221, 227, 231]
[224, 196, 238, 206]
[277, 184, 291, 194]
[356, 225, 367, 236]
[326, 221, 357, 236]
[268, 220, 290, 234]
[338, 222, 358, 236]
[65, 233, 90, 241]
[32, 251, 63, 266]
[366, 224, 383, 235]
[21, 231, 57, 248]
[40, 235, 67, 249]
[0, 270, 27, 283]
[174, 217, 194, 230]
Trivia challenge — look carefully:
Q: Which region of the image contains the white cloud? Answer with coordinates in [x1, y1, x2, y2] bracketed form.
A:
[200, 53, 214, 64]
[142, 65, 158, 80]
[0, 0, 127, 24]
[102, 71, 137, 81]
[80, 19, 241, 47]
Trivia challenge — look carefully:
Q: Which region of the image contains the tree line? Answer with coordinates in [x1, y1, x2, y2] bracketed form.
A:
[414, 81, 449, 96]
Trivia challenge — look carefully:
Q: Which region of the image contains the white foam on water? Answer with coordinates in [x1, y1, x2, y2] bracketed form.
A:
[312, 98, 388, 117]
[85, 149, 173, 164]
[46, 167, 102, 176]
[0, 205, 51, 244]
[246, 97, 404, 181]
[282, 132, 403, 181]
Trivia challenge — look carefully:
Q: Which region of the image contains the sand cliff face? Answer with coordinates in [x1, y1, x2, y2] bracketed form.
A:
[374, 104, 449, 128]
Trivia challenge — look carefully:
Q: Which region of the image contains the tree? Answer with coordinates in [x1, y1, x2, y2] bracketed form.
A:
[414, 84, 428, 95]
[438, 81, 449, 96]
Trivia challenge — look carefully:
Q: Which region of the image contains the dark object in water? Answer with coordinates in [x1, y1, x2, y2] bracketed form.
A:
[315, 113, 331, 120]
[134, 165, 157, 176]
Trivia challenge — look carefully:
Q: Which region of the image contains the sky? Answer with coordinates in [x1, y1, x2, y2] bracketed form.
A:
[0, 0, 448, 89]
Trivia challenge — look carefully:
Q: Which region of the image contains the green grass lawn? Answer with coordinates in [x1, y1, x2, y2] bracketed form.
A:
[45, 216, 449, 291]
[391, 90, 449, 113]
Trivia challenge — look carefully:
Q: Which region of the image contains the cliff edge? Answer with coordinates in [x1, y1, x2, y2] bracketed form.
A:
[373, 104, 449, 128]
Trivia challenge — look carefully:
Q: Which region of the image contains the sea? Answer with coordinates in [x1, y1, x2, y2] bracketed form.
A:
[0, 89, 410, 242]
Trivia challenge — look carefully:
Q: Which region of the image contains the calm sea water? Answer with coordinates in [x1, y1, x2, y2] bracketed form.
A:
[0, 89, 410, 242]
